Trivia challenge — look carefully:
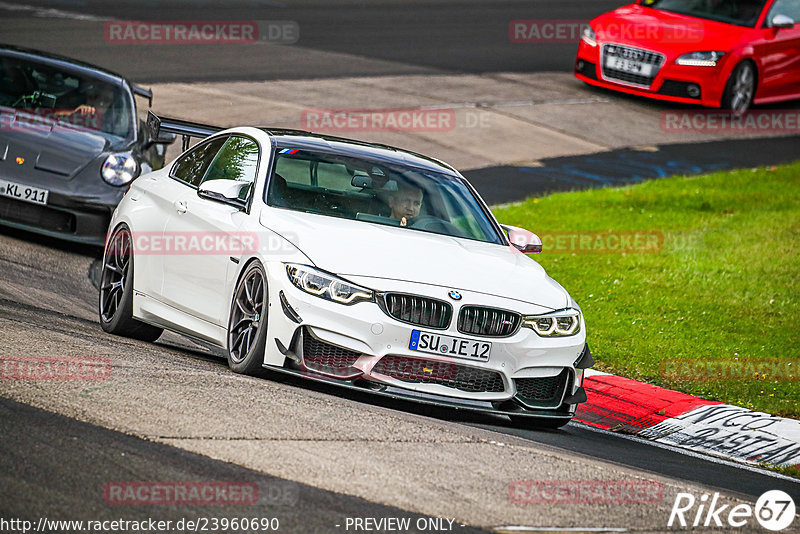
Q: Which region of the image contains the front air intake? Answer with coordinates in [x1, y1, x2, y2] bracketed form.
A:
[373, 355, 505, 393]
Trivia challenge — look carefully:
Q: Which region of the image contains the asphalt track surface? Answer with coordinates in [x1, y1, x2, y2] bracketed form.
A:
[0, 0, 621, 82]
[1, 226, 799, 531]
[0, 397, 487, 534]
[1, 0, 800, 531]
[463, 135, 800, 205]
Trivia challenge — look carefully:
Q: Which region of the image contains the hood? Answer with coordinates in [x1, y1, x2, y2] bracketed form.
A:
[593, 4, 751, 55]
[0, 110, 110, 179]
[260, 208, 569, 310]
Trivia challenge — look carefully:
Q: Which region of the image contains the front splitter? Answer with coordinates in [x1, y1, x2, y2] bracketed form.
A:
[263, 364, 576, 421]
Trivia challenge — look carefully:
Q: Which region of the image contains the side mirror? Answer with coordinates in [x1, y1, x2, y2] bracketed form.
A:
[198, 179, 250, 209]
[771, 14, 795, 29]
[154, 130, 177, 144]
[502, 224, 543, 254]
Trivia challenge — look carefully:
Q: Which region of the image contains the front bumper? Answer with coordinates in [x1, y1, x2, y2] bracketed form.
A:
[265, 262, 590, 416]
[575, 40, 729, 108]
[0, 192, 116, 246]
[0, 144, 135, 246]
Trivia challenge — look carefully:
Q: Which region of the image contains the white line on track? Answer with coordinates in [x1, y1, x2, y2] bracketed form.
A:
[0, 0, 110, 20]
[573, 422, 800, 484]
[416, 97, 611, 111]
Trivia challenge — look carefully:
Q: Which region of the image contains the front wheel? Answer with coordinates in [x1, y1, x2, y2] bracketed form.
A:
[721, 61, 756, 113]
[227, 261, 269, 375]
[99, 225, 163, 342]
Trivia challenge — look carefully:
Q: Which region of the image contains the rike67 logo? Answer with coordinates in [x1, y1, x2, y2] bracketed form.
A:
[669, 490, 795, 531]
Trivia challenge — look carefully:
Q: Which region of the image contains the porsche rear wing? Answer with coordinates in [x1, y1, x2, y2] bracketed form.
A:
[132, 85, 153, 107]
[146, 111, 223, 151]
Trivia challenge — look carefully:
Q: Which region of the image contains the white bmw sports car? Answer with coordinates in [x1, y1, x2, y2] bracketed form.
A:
[99, 113, 593, 428]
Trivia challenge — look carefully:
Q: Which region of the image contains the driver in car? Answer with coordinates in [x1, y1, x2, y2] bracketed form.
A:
[55, 82, 127, 137]
[387, 183, 423, 227]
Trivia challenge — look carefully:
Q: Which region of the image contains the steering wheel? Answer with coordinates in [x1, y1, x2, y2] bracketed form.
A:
[409, 215, 467, 237]
[12, 91, 54, 109]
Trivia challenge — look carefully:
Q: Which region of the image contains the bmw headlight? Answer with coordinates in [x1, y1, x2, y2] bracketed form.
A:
[676, 51, 725, 67]
[581, 25, 597, 46]
[286, 264, 373, 305]
[102, 153, 137, 186]
[522, 308, 581, 337]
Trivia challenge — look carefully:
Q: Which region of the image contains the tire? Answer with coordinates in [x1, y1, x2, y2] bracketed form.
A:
[227, 261, 269, 375]
[721, 61, 756, 113]
[99, 225, 163, 342]
[510, 416, 572, 430]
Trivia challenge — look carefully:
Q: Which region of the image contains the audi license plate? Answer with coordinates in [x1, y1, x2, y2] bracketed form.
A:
[0, 179, 49, 206]
[409, 330, 491, 362]
[606, 57, 653, 76]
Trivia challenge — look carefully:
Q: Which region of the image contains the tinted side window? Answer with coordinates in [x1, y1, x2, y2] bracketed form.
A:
[317, 162, 361, 191]
[171, 137, 227, 187]
[275, 157, 311, 185]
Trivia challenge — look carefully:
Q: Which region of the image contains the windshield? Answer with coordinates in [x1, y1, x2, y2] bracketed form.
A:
[0, 55, 134, 142]
[642, 0, 768, 26]
[266, 149, 504, 245]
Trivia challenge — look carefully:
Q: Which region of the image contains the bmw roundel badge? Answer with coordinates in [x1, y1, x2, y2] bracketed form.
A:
[448, 290, 462, 301]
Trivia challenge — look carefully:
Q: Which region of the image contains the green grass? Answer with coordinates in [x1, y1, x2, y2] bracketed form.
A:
[493, 162, 800, 418]
[763, 463, 800, 479]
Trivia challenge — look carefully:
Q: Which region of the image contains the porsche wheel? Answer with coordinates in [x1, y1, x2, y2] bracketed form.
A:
[99, 225, 163, 342]
[227, 261, 269, 375]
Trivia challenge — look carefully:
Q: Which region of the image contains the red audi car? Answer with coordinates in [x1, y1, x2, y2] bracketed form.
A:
[574, 0, 800, 111]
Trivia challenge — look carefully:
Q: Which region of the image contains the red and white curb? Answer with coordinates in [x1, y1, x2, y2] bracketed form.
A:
[575, 370, 800, 469]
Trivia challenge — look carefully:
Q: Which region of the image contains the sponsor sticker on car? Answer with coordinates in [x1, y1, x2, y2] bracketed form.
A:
[0, 179, 49, 206]
[409, 330, 491, 361]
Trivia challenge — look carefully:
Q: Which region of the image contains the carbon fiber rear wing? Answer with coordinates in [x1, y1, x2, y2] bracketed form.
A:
[146, 111, 223, 151]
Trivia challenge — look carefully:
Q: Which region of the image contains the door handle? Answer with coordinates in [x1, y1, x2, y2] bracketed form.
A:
[174, 200, 188, 214]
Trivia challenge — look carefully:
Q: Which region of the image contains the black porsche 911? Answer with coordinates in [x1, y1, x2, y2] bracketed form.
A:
[0, 45, 175, 246]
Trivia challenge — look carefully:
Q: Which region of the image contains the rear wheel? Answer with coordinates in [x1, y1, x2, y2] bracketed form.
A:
[721, 61, 756, 113]
[227, 261, 269, 375]
[99, 225, 163, 342]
